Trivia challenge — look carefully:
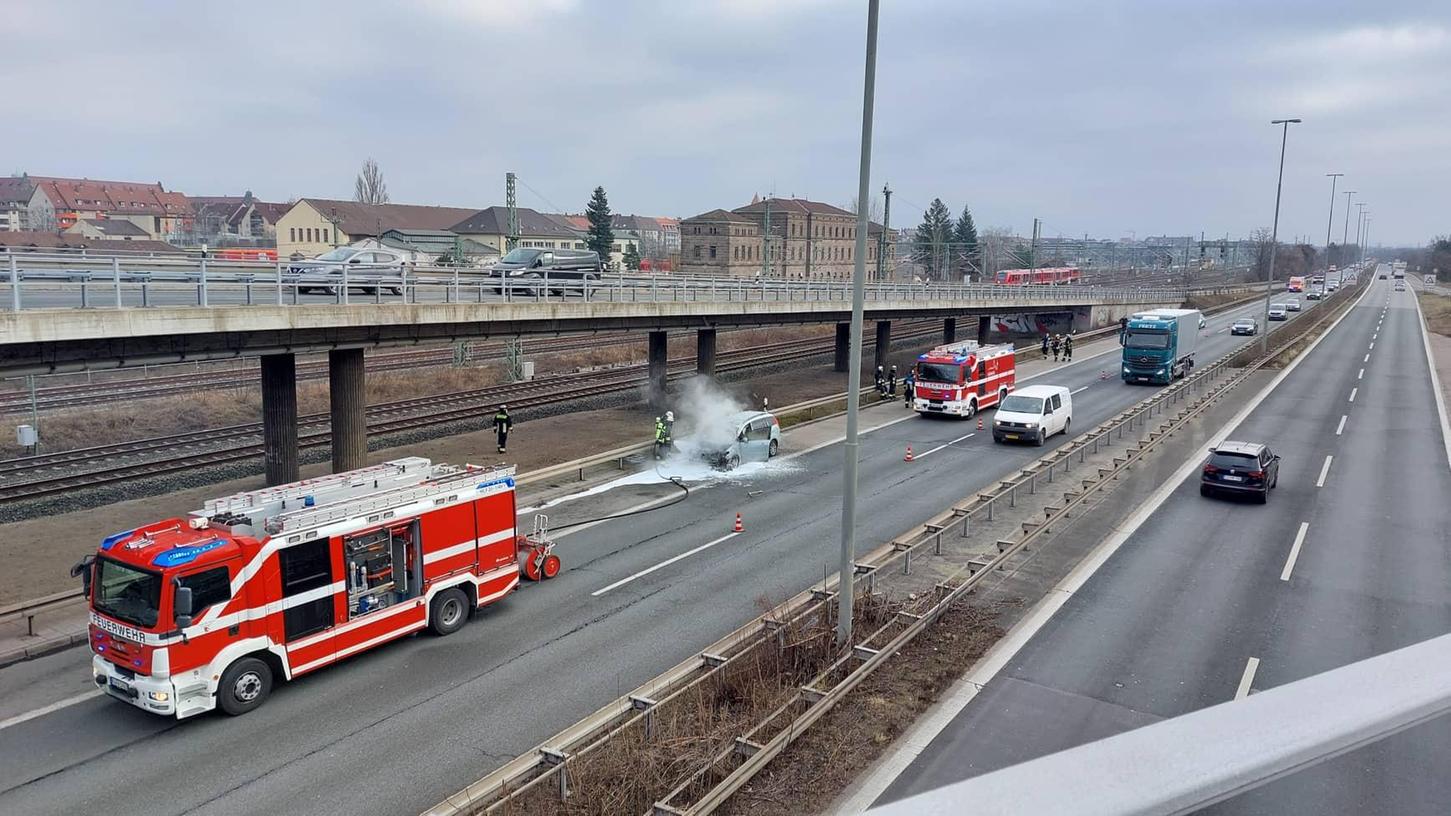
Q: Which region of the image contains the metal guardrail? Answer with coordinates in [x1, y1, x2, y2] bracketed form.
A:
[424, 281, 1357, 815]
[0, 589, 84, 637]
[0, 252, 1229, 312]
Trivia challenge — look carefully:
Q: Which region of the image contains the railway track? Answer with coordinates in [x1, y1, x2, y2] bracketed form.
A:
[0, 323, 941, 503]
[0, 330, 682, 414]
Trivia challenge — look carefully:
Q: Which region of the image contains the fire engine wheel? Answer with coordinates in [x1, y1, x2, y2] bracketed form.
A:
[429, 588, 469, 636]
[541, 553, 562, 579]
[218, 657, 273, 716]
[964, 400, 976, 420]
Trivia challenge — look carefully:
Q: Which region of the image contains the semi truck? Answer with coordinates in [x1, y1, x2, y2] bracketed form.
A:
[1120, 308, 1203, 385]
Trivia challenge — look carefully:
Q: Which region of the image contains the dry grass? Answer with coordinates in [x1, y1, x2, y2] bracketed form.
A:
[495, 596, 896, 816]
[1183, 290, 1260, 311]
[1419, 291, 1451, 337]
[718, 603, 1006, 816]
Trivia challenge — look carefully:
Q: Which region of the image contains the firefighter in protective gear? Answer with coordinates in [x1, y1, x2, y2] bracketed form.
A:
[654, 416, 671, 459]
[492, 405, 512, 454]
[888, 365, 898, 396]
[875, 365, 885, 395]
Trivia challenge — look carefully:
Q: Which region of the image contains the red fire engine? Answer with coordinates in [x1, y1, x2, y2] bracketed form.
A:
[911, 340, 1017, 418]
[79, 457, 558, 718]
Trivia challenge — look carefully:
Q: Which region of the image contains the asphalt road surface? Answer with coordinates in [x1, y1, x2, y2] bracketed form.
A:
[0, 297, 1322, 816]
[878, 273, 1451, 813]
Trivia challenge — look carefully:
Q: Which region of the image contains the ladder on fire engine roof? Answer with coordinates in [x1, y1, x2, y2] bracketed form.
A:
[926, 340, 1013, 357]
[202, 457, 436, 519]
[263, 462, 517, 537]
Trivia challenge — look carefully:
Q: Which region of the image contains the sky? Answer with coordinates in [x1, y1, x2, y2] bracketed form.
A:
[3, 0, 1447, 246]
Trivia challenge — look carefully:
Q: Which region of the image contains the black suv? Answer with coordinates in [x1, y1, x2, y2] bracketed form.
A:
[1201, 441, 1280, 503]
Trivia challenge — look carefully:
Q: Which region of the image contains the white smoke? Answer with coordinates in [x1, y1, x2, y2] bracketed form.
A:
[670, 376, 751, 459]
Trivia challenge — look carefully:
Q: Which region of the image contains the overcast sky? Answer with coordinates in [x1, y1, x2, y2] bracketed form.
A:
[4, 0, 1446, 245]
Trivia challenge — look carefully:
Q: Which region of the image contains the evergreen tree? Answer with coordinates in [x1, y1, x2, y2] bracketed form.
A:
[914, 198, 953, 279]
[623, 242, 642, 271]
[952, 204, 980, 278]
[585, 187, 615, 266]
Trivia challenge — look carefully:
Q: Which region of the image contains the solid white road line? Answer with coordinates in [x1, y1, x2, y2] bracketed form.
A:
[833, 281, 1377, 815]
[1358, 368, 1365, 380]
[1235, 657, 1261, 700]
[1411, 287, 1451, 469]
[1336, 415, 1347, 435]
[1316, 455, 1333, 488]
[1280, 522, 1311, 581]
[913, 432, 975, 460]
[0, 690, 102, 732]
[591, 531, 740, 596]
[1349, 387, 1358, 403]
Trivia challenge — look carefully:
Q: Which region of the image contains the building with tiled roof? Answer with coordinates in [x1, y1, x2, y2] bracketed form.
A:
[66, 218, 150, 240]
[28, 175, 192, 239]
[275, 198, 481, 258]
[0, 177, 54, 232]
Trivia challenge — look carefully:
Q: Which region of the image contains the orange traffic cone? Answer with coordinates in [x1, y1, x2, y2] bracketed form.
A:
[904, 445, 914, 462]
[977, 416, 984, 431]
[733, 512, 744, 533]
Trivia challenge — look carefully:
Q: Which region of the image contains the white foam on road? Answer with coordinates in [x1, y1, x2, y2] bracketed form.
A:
[523, 452, 803, 512]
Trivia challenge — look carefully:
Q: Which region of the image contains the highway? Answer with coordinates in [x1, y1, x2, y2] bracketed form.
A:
[0, 296, 1319, 816]
[876, 272, 1451, 813]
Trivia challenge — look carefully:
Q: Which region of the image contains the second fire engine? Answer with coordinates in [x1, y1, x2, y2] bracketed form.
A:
[910, 340, 1017, 418]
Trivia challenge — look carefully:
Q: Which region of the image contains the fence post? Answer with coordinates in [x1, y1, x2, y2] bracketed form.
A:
[275, 261, 284, 305]
[452, 267, 460, 303]
[9, 255, 19, 311]
[112, 257, 123, 308]
[340, 261, 349, 305]
[198, 258, 209, 306]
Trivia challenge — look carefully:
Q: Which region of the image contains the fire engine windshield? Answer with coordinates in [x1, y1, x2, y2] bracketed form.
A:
[916, 363, 962, 384]
[1123, 329, 1171, 350]
[94, 557, 162, 628]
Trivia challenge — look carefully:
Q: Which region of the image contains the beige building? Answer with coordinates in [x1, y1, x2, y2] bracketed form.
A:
[65, 218, 150, 240]
[29, 176, 191, 238]
[679, 197, 892, 279]
[275, 199, 477, 259]
[678, 209, 762, 275]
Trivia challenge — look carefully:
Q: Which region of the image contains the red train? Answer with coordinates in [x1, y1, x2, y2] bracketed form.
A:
[993, 267, 1081, 285]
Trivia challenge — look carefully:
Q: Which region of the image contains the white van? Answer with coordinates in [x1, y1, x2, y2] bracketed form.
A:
[992, 385, 1073, 446]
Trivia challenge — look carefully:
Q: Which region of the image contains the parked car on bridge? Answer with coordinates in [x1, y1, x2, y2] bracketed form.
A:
[1230, 317, 1258, 336]
[1200, 441, 1280, 503]
[700, 410, 780, 470]
[288, 246, 406, 295]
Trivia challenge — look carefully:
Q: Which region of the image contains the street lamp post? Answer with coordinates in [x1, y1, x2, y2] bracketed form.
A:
[837, 0, 880, 648]
[1261, 118, 1301, 353]
[1323, 173, 1342, 272]
[1356, 203, 1368, 267]
[1341, 190, 1356, 270]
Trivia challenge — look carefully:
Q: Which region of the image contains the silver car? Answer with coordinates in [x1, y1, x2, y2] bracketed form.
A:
[702, 410, 781, 469]
[289, 246, 406, 295]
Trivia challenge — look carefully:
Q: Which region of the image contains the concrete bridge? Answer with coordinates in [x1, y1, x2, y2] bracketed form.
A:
[0, 270, 1200, 484]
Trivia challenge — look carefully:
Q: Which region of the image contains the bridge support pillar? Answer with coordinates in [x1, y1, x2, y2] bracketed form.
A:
[648, 330, 668, 411]
[874, 320, 892, 374]
[696, 328, 716, 377]
[834, 323, 851, 373]
[329, 348, 367, 473]
[943, 317, 957, 344]
[977, 315, 991, 344]
[261, 353, 299, 486]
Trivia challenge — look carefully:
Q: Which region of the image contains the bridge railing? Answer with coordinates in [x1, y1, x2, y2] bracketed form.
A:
[0, 254, 1202, 311]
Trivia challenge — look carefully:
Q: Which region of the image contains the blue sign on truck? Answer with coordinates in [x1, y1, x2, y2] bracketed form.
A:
[1121, 308, 1203, 385]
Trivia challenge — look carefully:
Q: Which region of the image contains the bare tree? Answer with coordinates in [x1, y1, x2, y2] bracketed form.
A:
[847, 194, 882, 224]
[1250, 227, 1274, 281]
[354, 158, 390, 205]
